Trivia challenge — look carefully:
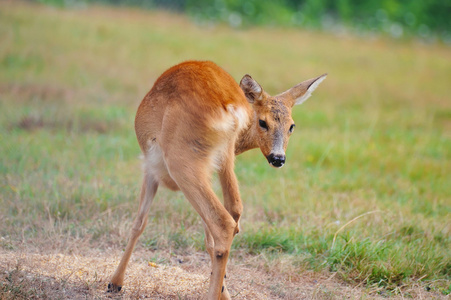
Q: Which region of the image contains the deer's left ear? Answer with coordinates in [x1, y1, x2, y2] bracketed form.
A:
[240, 74, 263, 104]
[285, 73, 327, 106]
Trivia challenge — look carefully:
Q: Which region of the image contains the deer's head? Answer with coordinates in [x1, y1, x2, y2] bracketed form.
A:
[240, 73, 327, 168]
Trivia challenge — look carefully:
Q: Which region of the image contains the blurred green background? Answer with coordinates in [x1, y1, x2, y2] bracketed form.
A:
[37, 0, 451, 41]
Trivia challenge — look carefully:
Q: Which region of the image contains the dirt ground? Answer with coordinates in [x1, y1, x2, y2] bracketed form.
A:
[2, 245, 440, 300]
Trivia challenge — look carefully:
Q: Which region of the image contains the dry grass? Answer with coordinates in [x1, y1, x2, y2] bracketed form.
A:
[2, 245, 435, 300]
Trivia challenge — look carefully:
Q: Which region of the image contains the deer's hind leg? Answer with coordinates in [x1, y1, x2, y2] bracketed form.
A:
[108, 172, 159, 292]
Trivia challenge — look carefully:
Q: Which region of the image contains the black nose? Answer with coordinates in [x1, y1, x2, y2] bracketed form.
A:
[267, 153, 286, 168]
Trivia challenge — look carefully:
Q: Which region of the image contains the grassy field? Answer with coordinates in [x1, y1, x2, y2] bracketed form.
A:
[1, 1, 450, 298]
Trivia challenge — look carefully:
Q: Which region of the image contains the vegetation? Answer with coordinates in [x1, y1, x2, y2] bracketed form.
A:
[1, 1, 450, 297]
[36, 0, 451, 42]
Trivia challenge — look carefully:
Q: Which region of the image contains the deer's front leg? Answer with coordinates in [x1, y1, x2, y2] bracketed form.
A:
[219, 153, 243, 232]
[165, 150, 237, 300]
[203, 222, 232, 300]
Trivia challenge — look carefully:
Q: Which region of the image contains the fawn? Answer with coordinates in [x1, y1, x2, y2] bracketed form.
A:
[108, 60, 326, 299]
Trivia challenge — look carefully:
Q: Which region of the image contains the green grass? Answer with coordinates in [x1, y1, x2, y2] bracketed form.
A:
[1, 1, 450, 296]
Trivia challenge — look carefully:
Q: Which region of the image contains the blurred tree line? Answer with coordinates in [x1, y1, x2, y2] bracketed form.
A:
[37, 0, 451, 41]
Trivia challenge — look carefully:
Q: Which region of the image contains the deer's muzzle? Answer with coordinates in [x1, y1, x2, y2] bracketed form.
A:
[267, 153, 285, 168]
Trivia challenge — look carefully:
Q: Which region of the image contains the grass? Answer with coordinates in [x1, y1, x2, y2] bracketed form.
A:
[1, 1, 450, 297]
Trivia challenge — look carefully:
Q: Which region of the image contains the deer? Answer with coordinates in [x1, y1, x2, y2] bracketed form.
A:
[107, 60, 326, 299]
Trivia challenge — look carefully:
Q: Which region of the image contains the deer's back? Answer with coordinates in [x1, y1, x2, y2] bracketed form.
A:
[135, 61, 250, 155]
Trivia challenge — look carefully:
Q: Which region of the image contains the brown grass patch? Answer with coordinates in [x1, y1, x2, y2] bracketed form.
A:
[14, 114, 116, 133]
[0, 246, 428, 300]
[0, 83, 73, 104]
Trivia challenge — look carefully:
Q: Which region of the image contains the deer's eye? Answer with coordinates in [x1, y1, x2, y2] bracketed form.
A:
[259, 120, 268, 130]
[289, 124, 296, 133]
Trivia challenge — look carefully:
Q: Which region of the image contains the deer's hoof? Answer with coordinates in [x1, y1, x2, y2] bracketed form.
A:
[107, 283, 122, 293]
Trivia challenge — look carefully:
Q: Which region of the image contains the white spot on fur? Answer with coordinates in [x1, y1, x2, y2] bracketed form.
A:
[143, 142, 167, 181]
[207, 105, 249, 171]
[211, 110, 235, 132]
[227, 105, 249, 131]
[211, 105, 249, 133]
[295, 74, 327, 105]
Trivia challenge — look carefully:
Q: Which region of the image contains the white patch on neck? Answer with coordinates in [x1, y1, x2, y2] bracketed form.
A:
[207, 104, 249, 171]
[211, 104, 249, 133]
[211, 110, 235, 132]
[227, 105, 249, 131]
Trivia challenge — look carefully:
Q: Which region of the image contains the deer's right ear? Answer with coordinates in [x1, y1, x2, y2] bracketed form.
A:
[240, 74, 263, 104]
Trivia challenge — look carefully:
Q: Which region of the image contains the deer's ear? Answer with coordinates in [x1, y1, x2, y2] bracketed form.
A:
[240, 74, 263, 104]
[286, 73, 327, 106]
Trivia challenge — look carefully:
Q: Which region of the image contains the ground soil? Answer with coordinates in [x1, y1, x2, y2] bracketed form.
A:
[2, 244, 438, 300]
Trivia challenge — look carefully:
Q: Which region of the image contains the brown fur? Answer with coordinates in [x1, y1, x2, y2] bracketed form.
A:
[108, 61, 326, 299]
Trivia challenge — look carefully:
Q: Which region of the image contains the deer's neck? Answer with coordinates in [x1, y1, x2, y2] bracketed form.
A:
[235, 112, 258, 155]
